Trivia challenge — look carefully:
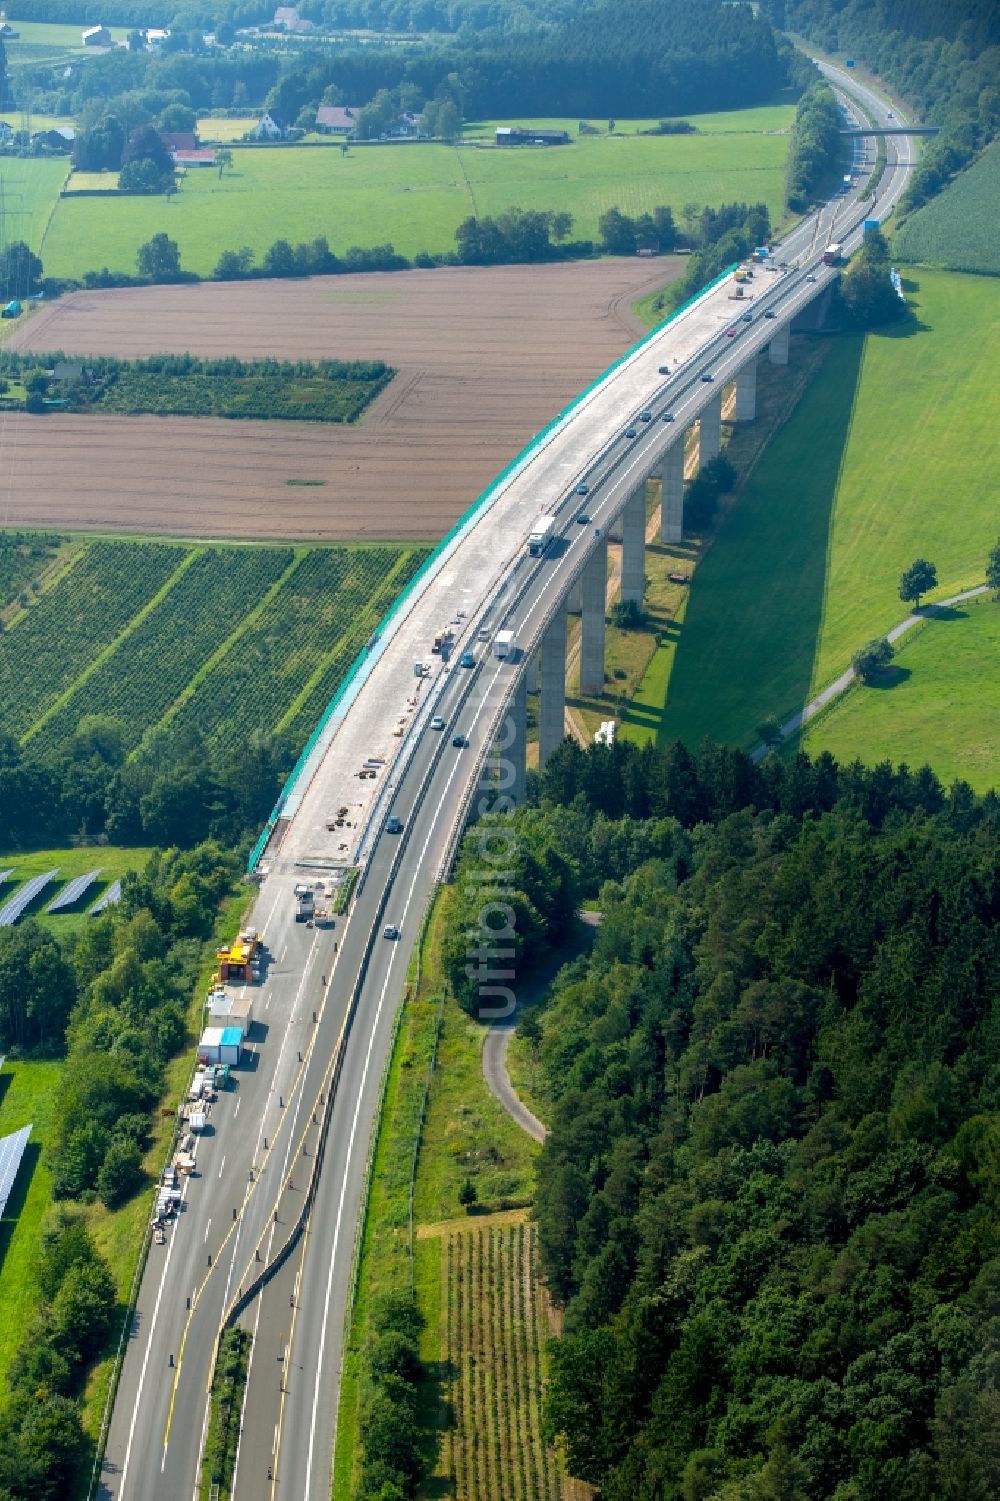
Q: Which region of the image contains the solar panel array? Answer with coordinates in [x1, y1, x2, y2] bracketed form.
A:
[0, 1124, 32, 1218]
[0, 870, 59, 927]
[46, 869, 102, 914]
[89, 878, 123, 915]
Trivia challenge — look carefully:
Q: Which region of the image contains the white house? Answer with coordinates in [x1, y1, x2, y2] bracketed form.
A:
[82, 24, 112, 45]
[251, 111, 290, 141]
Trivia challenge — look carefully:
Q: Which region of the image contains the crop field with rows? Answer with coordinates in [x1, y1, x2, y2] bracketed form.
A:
[445, 1220, 563, 1501]
[0, 540, 182, 739]
[894, 142, 1000, 275]
[0, 535, 428, 759]
[33, 546, 296, 756]
[169, 546, 421, 752]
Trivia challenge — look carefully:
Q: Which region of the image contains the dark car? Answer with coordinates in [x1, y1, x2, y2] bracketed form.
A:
[640, 410, 652, 422]
[658, 364, 670, 375]
[576, 482, 589, 496]
[726, 327, 738, 337]
[662, 412, 674, 423]
[452, 734, 467, 748]
[459, 650, 474, 668]
[700, 371, 714, 382]
[576, 512, 591, 525]
[764, 310, 777, 319]
[624, 426, 637, 438]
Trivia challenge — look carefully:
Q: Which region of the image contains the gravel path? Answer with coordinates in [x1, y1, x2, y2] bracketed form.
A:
[753, 585, 988, 759]
[481, 912, 602, 1142]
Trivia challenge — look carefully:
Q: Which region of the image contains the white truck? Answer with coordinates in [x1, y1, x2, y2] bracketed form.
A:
[528, 515, 557, 557]
[494, 629, 516, 660]
[294, 882, 315, 923]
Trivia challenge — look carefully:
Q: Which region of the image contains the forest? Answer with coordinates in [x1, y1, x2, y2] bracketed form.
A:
[444, 738, 1000, 1499]
[7, 0, 794, 120]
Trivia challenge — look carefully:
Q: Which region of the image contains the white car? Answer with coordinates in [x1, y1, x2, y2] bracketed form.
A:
[430, 715, 446, 730]
[383, 924, 399, 940]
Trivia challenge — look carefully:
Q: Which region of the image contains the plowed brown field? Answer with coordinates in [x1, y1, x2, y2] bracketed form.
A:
[2, 261, 674, 541]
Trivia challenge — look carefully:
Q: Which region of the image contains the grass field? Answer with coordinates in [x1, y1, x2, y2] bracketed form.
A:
[0, 535, 428, 761]
[661, 269, 1000, 749]
[5, 19, 128, 50]
[0, 154, 68, 255]
[894, 141, 1000, 276]
[801, 593, 1000, 791]
[39, 103, 794, 279]
[0, 1058, 62, 1393]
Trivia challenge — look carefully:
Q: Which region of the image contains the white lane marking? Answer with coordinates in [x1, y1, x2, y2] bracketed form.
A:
[303, 711, 477, 1493]
[252, 930, 321, 1168]
[229, 1218, 280, 1497]
[218, 1157, 226, 1180]
[234, 1098, 241, 1118]
[204, 1218, 212, 1243]
[279, 944, 287, 964]
[117, 1163, 196, 1495]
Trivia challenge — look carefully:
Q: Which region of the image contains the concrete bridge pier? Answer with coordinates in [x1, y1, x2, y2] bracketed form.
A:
[507, 672, 527, 806]
[538, 604, 567, 767]
[658, 440, 685, 544]
[579, 537, 608, 697]
[699, 392, 723, 468]
[734, 358, 757, 421]
[620, 487, 646, 606]
[768, 322, 790, 365]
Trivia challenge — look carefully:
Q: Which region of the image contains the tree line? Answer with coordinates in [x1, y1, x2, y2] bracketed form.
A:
[0, 719, 288, 852]
[0, 837, 239, 1494]
[785, 79, 843, 211]
[442, 736, 1000, 1499]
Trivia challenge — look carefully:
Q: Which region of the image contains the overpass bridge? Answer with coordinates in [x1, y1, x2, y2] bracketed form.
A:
[97, 60, 916, 1501]
[841, 123, 938, 135]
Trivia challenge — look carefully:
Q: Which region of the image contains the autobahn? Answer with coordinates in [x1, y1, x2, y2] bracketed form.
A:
[97, 61, 915, 1501]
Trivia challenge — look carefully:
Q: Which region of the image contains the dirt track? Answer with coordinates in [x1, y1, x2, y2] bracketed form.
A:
[1, 262, 674, 540]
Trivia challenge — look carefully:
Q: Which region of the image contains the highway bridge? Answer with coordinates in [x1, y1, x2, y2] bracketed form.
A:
[96, 61, 915, 1501]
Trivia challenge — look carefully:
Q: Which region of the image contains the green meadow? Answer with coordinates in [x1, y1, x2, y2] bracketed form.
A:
[659, 268, 1000, 750]
[800, 593, 1000, 792]
[39, 103, 794, 279]
[0, 155, 69, 255]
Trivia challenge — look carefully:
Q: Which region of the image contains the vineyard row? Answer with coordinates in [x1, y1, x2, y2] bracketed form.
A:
[445, 1221, 562, 1501]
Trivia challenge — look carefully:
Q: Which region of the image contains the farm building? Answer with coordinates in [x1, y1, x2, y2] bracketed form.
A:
[388, 112, 422, 139]
[173, 148, 216, 168]
[82, 24, 112, 44]
[273, 5, 313, 30]
[32, 125, 75, 151]
[495, 126, 570, 146]
[144, 27, 170, 48]
[160, 131, 196, 154]
[315, 104, 358, 135]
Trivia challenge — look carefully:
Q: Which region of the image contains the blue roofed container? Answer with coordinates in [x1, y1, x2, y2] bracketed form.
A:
[220, 1027, 243, 1066]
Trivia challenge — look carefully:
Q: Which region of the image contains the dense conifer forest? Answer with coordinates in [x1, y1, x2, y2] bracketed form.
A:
[446, 741, 1000, 1499]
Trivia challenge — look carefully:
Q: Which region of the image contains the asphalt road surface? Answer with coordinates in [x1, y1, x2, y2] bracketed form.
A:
[98, 63, 915, 1501]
